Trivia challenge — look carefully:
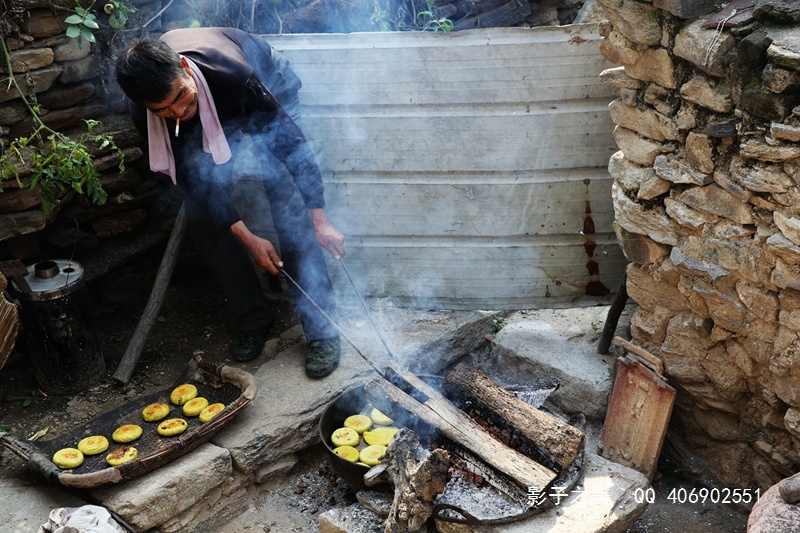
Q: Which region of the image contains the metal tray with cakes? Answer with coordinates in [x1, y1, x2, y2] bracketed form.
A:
[0, 355, 257, 489]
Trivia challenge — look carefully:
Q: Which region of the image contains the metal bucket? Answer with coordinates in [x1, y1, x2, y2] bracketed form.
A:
[13, 260, 105, 395]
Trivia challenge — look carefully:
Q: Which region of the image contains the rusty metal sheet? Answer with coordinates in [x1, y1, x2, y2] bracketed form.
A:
[598, 356, 676, 481]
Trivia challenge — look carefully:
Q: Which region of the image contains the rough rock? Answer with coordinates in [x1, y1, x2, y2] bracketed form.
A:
[608, 100, 681, 142]
[479, 308, 614, 420]
[612, 127, 664, 166]
[608, 150, 661, 191]
[654, 154, 713, 186]
[1, 47, 54, 73]
[93, 443, 234, 532]
[614, 222, 672, 265]
[673, 19, 735, 78]
[747, 482, 800, 533]
[653, 0, 718, 19]
[677, 184, 754, 224]
[612, 182, 680, 246]
[626, 47, 678, 89]
[680, 76, 733, 113]
[596, 0, 662, 46]
[665, 197, 718, 228]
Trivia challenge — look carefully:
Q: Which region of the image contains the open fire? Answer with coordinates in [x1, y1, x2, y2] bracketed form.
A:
[320, 363, 586, 529]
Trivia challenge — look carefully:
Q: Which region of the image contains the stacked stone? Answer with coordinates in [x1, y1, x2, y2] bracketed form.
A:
[599, 0, 800, 489]
[0, 0, 179, 271]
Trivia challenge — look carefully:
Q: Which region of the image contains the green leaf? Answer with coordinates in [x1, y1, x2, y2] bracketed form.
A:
[80, 28, 96, 43]
[83, 17, 100, 29]
[23, 398, 32, 407]
[64, 14, 83, 24]
[66, 25, 81, 38]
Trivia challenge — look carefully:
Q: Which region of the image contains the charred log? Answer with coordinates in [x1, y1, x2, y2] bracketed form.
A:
[373, 428, 450, 532]
[364, 365, 557, 494]
[443, 364, 584, 471]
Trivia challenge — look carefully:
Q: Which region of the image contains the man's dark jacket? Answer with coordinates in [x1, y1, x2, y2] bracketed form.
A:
[129, 27, 325, 229]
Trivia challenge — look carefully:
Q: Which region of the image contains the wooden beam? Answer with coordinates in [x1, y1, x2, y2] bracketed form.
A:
[364, 368, 557, 493]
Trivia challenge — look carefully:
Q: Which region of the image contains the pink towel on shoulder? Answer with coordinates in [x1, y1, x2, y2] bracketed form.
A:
[146, 55, 231, 184]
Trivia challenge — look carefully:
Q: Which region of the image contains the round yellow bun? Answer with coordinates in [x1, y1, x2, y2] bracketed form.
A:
[182, 397, 209, 417]
[199, 402, 226, 423]
[363, 427, 399, 447]
[106, 445, 138, 466]
[77, 435, 109, 455]
[343, 414, 372, 434]
[332, 445, 360, 462]
[359, 445, 387, 466]
[369, 408, 394, 426]
[157, 418, 188, 437]
[53, 448, 84, 469]
[112, 424, 143, 443]
[331, 427, 359, 447]
[170, 383, 198, 406]
[142, 402, 170, 422]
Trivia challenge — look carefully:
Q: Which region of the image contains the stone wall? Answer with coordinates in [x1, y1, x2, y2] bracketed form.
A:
[599, 0, 800, 489]
[0, 0, 183, 277]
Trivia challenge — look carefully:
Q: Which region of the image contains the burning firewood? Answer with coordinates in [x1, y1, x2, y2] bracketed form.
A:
[443, 364, 585, 471]
[364, 370, 557, 495]
[364, 428, 450, 533]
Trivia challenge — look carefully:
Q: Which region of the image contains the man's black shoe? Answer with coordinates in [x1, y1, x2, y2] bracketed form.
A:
[232, 327, 270, 362]
[305, 336, 340, 378]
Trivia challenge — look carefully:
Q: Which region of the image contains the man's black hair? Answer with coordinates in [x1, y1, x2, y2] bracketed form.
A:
[114, 37, 185, 104]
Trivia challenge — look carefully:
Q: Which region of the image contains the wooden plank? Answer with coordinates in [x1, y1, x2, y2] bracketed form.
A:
[612, 336, 664, 375]
[598, 356, 676, 481]
[364, 367, 557, 492]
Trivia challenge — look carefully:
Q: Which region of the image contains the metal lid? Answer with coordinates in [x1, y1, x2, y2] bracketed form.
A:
[16, 259, 85, 300]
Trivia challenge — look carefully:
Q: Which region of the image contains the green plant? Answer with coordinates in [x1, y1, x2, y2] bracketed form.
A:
[64, 1, 100, 49]
[0, 36, 122, 214]
[417, 0, 453, 32]
[492, 315, 505, 333]
[64, 0, 135, 47]
[103, 0, 135, 30]
[2, 390, 40, 407]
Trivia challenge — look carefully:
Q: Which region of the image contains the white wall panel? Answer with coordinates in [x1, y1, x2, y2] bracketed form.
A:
[264, 26, 624, 310]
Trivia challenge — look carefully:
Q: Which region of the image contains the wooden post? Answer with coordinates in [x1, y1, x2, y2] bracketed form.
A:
[112, 203, 187, 384]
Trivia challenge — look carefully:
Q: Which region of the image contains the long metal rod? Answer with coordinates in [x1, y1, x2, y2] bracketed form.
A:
[277, 266, 385, 377]
[338, 259, 398, 360]
[281, 264, 476, 444]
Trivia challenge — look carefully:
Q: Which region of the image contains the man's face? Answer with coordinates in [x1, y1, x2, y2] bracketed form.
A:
[145, 58, 198, 121]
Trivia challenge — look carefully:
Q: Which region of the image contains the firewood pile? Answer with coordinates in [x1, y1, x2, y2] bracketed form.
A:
[356, 363, 586, 529]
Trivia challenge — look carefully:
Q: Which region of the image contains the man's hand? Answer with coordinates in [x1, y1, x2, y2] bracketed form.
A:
[310, 208, 346, 260]
[229, 220, 283, 275]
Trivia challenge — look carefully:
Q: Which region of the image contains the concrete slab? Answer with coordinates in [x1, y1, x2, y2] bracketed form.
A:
[0, 470, 87, 533]
[469, 307, 620, 420]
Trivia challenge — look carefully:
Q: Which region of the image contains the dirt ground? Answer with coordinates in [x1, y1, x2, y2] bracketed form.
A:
[0, 247, 750, 532]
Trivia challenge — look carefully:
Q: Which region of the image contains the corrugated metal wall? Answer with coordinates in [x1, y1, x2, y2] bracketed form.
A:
[265, 25, 624, 310]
